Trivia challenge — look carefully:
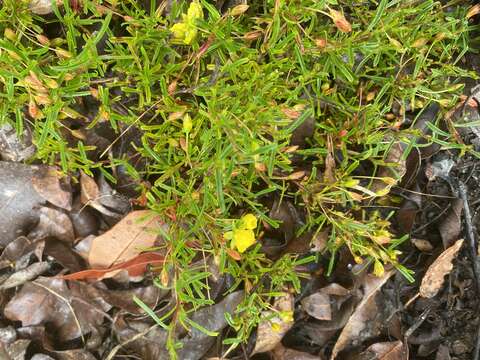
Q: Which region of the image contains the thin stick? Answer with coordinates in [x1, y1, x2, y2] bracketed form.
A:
[458, 181, 480, 360]
[33, 281, 85, 345]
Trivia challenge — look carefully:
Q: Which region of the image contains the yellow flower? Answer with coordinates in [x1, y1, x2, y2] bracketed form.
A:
[171, 22, 188, 40]
[240, 213, 257, 230]
[373, 260, 384, 277]
[170, 0, 203, 45]
[232, 229, 256, 253]
[186, 0, 203, 23]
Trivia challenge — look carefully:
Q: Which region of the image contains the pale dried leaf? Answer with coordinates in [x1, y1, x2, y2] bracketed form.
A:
[411, 238, 434, 252]
[420, 239, 464, 298]
[28, 207, 75, 243]
[0, 123, 35, 162]
[365, 341, 408, 360]
[80, 172, 122, 218]
[439, 199, 463, 248]
[88, 210, 164, 268]
[331, 270, 394, 359]
[31, 168, 72, 210]
[311, 229, 328, 252]
[252, 293, 294, 355]
[301, 292, 331, 320]
[0, 262, 50, 290]
[372, 142, 406, 192]
[29, 0, 62, 14]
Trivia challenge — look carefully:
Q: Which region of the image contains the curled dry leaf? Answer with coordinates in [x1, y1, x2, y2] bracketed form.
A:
[31, 167, 72, 211]
[331, 270, 394, 359]
[420, 239, 464, 298]
[28, 207, 75, 243]
[252, 292, 294, 355]
[80, 171, 122, 218]
[0, 261, 50, 290]
[329, 8, 352, 33]
[301, 292, 331, 320]
[88, 210, 164, 268]
[439, 199, 463, 248]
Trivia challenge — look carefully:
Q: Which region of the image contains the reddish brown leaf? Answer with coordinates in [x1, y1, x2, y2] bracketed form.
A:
[60, 252, 164, 281]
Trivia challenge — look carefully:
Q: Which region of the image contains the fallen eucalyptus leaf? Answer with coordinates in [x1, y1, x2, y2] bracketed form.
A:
[420, 239, 464, 298]
[88, 210, 164, 268]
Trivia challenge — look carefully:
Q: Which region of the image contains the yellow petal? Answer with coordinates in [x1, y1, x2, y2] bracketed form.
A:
[232, 229, 256, 253]
[170, 22, 188, 39]
[187, 0, 203, 23]
[183, 27, 198, 45]
[240, 213, 257, 230]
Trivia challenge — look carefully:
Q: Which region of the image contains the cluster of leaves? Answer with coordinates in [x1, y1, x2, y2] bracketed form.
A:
[0, 0, 477, 354]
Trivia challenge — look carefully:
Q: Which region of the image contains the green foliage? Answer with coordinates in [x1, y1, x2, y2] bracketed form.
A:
[0, 0, 477, 356]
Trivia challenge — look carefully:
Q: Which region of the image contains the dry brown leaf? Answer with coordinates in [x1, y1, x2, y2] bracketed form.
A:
[88, 210, 164, 268]
[0, 262, 50, 290]
[331, 270, 394, 359]
[80, 171, 121, 218]
[31, 167, 72, 211]
[28, 207, 75, 243]
[4, 277, 108, 342]
[371, 142, 406, 193]
[365, 341, 408, 360]
[252, 293, 294, 355]
[29, 0, 62, 14]
[439, 199, 463, 248]
[324, 152, 336, 183]
[329, 8, 352, 33]
[301, 292, 331, 320]
[420, 239, 464, 298]
[311, 229, 329, 252]
[411, 238, 434, 252]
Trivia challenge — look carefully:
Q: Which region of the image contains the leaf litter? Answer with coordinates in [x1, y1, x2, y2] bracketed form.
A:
[0, 1, 480, 359]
